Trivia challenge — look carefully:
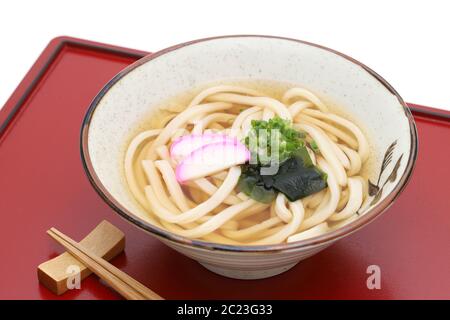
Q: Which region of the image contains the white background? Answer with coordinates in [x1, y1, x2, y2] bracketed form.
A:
[1, 0, 449, 111]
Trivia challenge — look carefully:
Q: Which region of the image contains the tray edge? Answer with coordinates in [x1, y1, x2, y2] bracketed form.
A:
[0, 36, 149, 138]
[1, 36, 449, 140]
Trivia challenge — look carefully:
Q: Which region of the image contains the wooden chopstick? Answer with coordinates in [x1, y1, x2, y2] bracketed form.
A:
[47, 227, 164, 300]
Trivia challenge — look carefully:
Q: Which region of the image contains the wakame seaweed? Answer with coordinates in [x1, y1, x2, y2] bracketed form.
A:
[239, 118, 327, 203]
[238, 153, 327, 202]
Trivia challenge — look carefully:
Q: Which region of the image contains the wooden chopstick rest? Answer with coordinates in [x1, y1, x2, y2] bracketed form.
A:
[38, 220, 125, 295]
[48, 228, 163, 300]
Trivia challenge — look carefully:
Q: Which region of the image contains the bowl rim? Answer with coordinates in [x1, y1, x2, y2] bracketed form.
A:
[80, 35, 418, 253]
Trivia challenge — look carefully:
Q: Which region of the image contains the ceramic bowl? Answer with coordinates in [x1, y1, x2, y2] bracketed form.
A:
[81, 35, 418, 279]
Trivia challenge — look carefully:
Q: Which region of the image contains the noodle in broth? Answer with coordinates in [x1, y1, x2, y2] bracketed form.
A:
[124, 84, 370, 245]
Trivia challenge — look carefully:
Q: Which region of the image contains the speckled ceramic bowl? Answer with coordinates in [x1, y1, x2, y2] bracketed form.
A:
[81, 35, 418, 280]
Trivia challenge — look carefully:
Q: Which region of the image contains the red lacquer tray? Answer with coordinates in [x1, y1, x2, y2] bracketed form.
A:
[0, 37, 449, 300]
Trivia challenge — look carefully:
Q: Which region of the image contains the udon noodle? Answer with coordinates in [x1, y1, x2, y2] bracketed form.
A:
[124, 84, 370, 245]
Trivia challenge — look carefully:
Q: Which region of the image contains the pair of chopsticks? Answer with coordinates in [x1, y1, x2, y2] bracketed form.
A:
[47, 227, 164, 300]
